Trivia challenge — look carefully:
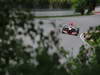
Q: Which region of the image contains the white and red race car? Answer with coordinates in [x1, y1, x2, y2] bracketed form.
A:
[62, 22, 80, 36]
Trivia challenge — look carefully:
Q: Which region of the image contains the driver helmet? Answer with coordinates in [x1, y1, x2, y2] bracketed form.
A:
[67, 21, 77, 26]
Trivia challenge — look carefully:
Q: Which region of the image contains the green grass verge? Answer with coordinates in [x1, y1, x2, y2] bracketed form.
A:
[34, 14, 93, 18]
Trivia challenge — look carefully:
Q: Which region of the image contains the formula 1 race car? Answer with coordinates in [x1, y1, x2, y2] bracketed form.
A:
[62, 22, 80, 36]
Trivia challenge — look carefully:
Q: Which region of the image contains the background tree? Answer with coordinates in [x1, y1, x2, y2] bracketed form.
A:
[96, 0, 100, 6]
[74, 0, 97, 15]
[87, 0, 96, 14]
[75, 0, 87, 15]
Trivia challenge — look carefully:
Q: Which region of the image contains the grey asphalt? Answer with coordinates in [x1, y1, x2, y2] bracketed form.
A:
[34, 15, 100, 56]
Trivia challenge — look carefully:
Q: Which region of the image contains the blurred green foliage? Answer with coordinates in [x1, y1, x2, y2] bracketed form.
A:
[0, 0, 100, 75]
[0, 0, 69, 75]
[74, 0, 96, 15]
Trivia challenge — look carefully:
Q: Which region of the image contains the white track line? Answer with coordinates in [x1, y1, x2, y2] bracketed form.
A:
[79, 33, 91, 48]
